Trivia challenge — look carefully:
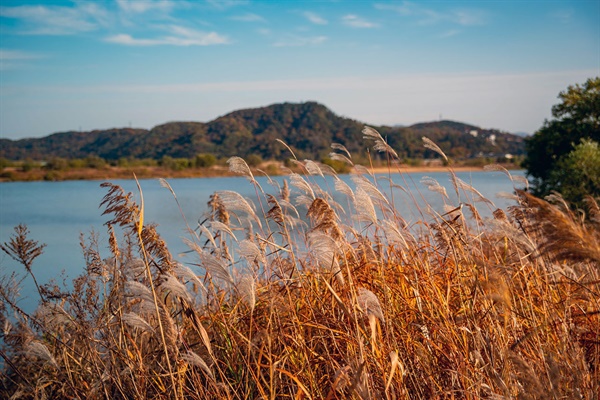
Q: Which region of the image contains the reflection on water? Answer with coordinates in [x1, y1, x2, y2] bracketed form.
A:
[0, 170, 526, 312]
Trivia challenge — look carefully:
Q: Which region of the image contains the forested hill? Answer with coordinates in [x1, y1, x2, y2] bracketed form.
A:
[0, 102, 524, 161]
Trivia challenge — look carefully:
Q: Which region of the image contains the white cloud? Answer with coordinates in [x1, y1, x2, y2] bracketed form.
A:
[116, 0, 176, 14]
[106, 25, 229, 46]
[205, 0, 249, 10]
[342, 14, 378, 28]
[453, 10, 486, 26]
[231, 13, 266, 22]
[303, 11, 328, 25]
[440, 29, 460, 38]
[0, 3, 108, 35]
[273, 35, 327, 47]
[375, 2, 486, 27]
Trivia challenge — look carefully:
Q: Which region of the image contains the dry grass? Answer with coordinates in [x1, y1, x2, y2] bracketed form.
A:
[1, 129, 598, 399]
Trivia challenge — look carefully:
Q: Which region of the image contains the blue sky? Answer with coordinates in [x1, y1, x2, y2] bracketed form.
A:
[0, 0, 598, 140]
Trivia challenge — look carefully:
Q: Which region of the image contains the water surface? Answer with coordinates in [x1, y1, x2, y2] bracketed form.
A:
[0, 170, 525, 312]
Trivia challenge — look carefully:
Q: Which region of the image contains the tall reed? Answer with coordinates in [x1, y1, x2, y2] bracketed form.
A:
[1, 129, 598, 399]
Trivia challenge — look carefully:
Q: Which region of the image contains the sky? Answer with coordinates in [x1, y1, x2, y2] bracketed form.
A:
[0, 0, 598, 140]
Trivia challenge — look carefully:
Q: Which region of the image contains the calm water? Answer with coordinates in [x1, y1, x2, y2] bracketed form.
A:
[0, 170, 526, 312]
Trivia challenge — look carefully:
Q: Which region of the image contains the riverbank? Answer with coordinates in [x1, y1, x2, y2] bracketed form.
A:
[0, 161, 521, 182]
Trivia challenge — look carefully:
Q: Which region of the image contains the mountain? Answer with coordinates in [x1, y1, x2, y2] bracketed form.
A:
[0, 102, 525, 161]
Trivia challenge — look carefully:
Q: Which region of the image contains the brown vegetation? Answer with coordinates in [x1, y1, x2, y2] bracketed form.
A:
[0, 131, 597, 399]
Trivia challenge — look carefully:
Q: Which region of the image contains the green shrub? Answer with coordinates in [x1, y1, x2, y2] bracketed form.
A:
[245, 154, 263, 167]
[194, 154, 217, 168]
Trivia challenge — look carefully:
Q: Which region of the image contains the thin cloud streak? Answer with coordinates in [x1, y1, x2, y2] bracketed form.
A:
[273, 35, 327, 47]
[342, 14, 378, 28]
[105, 25, 229, 46]
[231, 13, 266, 22]
[303, 11, 328, 25]
[0, 49, 44, 70]
[374, 2, 486, 26]
[0, 3, 108, 35]
[116, 0, 176, 14]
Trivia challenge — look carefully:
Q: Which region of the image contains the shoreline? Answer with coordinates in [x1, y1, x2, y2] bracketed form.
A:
[0, 163, 521, 183]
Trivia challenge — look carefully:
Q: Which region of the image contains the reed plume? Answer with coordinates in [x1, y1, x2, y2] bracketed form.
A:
[518, 189, 600, 263]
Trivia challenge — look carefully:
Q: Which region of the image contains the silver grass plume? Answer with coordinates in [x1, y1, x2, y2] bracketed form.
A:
[484, 164, 529, 189]
[227, 156, 256, 184]
[443, 203, 463, 219]
[306, 232, 336, 259]
[276, 139, 298, 160]
[496, 191, 520, 202]
[122, 312, 155, 334]
[279, 199, 301, 219]
[484, 163, 510, 176]
[379, 176, 408, 193]
[307, 231, 342, 279]
[36, 303, 72, 330]
[331, 143, 352, 159]
[455, 177, 494, 206]
[236, 274, 256, 312]
[335, 178, 355, 201]
[183, 237, 205, 256]
[351, 175, 390, 207]
[510, 174, 529, 189]
[181, 350, 215, 381]
[199, 252, 234, 285]
[304, 160, 325, 177]
[25, 341, 58, 368]
[318, 163, 339, 176]
[198, 224, 217, 249]
[420, 176, 449, 200]
[486, 218, 537, 255]
[216, 190, 261, 226]
[353, 164, 374, 177]
[3, 319, 11, 336]
[124, 258, 146, 279]
[329, 152, 354, 166]
[296, 194, 315, 208]
[158, 178, 176, 198]
[422, 137, 448, 161]
[354, 187, 378, 224]
[161, 274, 192, 303]
[290, 173, 316, 199]
[357, 287, 385, 322]
[209, 220, 237, 241]
[173, 263, 207, 294]
[238, 239, 266, 265]
[464, 203, 483, 225]
[307, 198, 344, 241]
[125, 280, 153, 301]
[313, 191, 345, 215]
[381, 220, 413, 249]
[281, 179, 290, 202]
[137, 298, 160, 315]
[363, 126, 398, 158]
